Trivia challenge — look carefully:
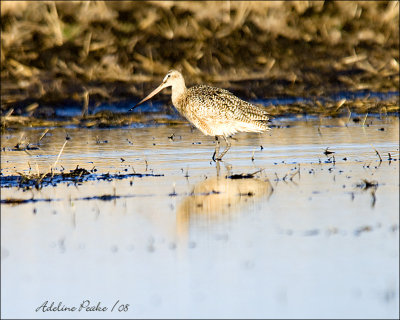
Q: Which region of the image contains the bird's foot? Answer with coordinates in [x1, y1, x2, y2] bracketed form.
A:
[212, 151, 223, 162]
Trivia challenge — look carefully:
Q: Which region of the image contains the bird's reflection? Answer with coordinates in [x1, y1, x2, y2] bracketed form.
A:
[176, 174, 273, 241]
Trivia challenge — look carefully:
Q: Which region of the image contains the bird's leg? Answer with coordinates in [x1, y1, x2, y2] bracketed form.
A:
[212, 136, 220, 162]
[215, 160, 221, 176]
[215, 136, 231, 161]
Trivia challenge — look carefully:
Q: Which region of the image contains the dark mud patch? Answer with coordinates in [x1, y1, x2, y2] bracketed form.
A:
[227, 173, 258, 180]
[10, 143, 40, 151]
[74, 193, 154, 202]
[0, 167, 164, 189]
[1, 193, 157, 205]
[1, 198, 59, 205]
[76, 194, 125, 201]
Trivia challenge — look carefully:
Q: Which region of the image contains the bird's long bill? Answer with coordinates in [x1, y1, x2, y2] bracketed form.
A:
[129, 83, 166, 111]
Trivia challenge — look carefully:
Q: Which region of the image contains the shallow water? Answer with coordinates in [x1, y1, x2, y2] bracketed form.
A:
[51, 90, 399, 118]
[1, 116, 399, 319]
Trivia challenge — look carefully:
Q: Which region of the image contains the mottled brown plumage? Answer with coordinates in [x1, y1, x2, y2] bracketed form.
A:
[130, 70, 270, 160]
[176, 85, 270, 137]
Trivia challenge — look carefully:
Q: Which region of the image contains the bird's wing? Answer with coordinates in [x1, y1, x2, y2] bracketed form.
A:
[191, 86, 269, 122]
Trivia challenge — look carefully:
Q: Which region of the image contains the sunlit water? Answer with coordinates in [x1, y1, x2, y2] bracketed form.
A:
[1, 116, 399, 319]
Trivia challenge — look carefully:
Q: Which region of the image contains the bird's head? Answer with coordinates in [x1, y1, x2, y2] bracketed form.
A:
[161, 69, 184, 87]
[129, 70, 184, 111]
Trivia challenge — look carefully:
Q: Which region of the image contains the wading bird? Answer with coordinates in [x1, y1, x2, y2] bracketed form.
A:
[130, 70, 270, 161]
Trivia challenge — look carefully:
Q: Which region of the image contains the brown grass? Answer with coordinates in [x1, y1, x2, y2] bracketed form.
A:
[1, 1, 399, 121]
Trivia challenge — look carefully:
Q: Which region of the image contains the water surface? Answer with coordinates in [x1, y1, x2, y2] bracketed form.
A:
[1, 116, 399, 319]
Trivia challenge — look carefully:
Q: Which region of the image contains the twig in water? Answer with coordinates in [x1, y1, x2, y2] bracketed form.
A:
[373, 147, 382, 163]
[334, 98, 346, 112]
[4, 108, 14, 117]
[48, 140, 68, 180]
[52, 140, 68, 171]
[25, 103, 39, 116]
[38, 128, 49, 143]
[23, 149, 33, 156]
[361, 113, 368, 126]
[169, 183, 177, 196]
[371, 190, 376, 208]
[81, 90, 89, 117]
[290, 166, 300, 181]
[346, 107, 352, 126]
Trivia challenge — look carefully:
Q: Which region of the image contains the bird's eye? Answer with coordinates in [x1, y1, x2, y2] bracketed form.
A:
[163, 74, 170, 82]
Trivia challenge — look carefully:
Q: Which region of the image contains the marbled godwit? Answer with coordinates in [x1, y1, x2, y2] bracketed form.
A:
[130, 70, 270, 161]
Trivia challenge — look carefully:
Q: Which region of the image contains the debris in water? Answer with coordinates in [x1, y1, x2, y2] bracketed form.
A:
[303, 229, 320, 236]
[373, 148, 383, 163]
[1, 167, 164, 189]
[323, 147, 335, 156]
[1, 198, 57, 205]
[227, 169, 263, 180]
[354, 225, 373, 236]
[355, 179, 378, 190]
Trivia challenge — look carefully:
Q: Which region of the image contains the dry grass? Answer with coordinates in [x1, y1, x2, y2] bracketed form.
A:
[1, 1, 399, 120]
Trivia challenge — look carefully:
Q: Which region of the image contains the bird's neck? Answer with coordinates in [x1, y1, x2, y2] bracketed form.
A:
[171, 80, 187, 108]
